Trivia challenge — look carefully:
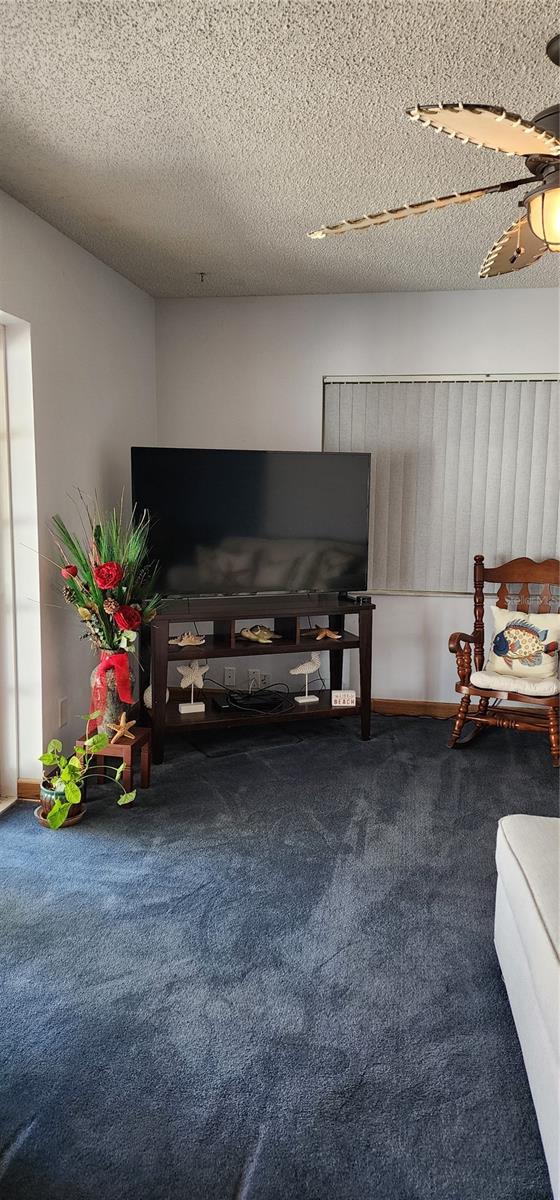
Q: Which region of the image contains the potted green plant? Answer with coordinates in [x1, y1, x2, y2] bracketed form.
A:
[37, 713, 136, 829]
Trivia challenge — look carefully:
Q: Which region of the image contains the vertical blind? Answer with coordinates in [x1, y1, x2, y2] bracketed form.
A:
[323, 377, 560, 593]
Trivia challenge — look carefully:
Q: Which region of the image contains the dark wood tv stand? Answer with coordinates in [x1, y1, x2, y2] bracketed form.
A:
[145, 594, 374, 763]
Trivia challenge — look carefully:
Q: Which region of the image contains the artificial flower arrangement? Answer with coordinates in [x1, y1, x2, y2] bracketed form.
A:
[52, 495, 160, 728]
[53, 496, 159, 651]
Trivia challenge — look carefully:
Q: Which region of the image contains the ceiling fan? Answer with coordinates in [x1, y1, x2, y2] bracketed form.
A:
[308, 36, 560, 278]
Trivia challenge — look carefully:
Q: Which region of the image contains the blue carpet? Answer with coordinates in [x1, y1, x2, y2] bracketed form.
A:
[1, 716, 557, 1200]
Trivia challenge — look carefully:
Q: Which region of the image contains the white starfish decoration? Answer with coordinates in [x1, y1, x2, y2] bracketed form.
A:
[177, 661, 209, 690]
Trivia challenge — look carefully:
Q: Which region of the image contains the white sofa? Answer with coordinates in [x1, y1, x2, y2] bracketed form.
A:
[495, 815, 560, 1198]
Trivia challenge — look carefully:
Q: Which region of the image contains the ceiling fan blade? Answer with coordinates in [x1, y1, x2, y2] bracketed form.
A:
[407, 104, 560, 158]
[479, 214, 547, 277]
[308, 178, 527, 239]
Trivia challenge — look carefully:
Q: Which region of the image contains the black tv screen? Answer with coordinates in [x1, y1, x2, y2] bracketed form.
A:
[131, 448, 370, 596]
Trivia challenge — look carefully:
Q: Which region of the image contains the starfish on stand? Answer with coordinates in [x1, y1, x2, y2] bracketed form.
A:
[303, 625, 342, 641]
[176, 661, 209, 690]
[107, 712, 137, 744]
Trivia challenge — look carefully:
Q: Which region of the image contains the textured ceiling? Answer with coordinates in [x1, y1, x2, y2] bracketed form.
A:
[1, 0, 560, 297]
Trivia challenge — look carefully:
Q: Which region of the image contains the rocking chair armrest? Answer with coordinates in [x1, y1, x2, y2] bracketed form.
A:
[448, 632, 479, 686]
[448, 631, 476, 655]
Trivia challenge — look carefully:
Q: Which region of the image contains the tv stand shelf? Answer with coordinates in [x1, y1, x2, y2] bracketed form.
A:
[145, 594, 374, 762]
[167, 629, 361, 660]
[164, 688, 349, 729]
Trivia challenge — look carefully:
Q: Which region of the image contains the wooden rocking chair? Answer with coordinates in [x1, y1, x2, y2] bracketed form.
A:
[448, 555, 560, 766]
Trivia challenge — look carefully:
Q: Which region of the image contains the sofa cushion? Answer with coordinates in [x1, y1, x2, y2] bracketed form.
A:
[496, 815, 559, 1060]
[470, 669, 560, 696]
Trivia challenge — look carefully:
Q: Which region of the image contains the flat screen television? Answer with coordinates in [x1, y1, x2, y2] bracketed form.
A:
[131, 447, 370, 596]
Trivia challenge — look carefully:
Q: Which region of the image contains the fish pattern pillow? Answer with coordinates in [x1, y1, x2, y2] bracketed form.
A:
[487, 606, 560, 679]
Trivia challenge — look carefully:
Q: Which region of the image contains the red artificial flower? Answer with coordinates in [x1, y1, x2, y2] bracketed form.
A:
[93, 561, 124, 590]
[113, 605, 142, 631]
[61, 565, 78, 578]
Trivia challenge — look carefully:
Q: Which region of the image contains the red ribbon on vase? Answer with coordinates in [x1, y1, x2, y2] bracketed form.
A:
[90, 651, 133, 730]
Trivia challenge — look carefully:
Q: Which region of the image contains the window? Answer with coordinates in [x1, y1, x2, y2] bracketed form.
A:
[0, 325, 18, 797]
[323, 376, 560, 593]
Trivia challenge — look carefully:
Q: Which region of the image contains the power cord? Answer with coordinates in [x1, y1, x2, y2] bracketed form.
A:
[204, 676, 296, 714]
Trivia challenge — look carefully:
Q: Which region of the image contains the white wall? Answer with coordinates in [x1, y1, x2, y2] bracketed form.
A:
[156, 289, 559, 702]
[0, 191, 156, 771]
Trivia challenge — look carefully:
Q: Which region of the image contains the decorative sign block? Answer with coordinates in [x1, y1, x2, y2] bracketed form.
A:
[331, 689, 356, 708]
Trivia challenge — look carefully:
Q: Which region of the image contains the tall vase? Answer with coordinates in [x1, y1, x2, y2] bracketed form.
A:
[90, 650, 134, 735]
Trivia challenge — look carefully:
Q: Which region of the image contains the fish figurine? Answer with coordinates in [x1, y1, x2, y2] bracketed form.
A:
[492, 619, 558, 670]
[289, 652, 321, 677]
[289, 652, 321, 704]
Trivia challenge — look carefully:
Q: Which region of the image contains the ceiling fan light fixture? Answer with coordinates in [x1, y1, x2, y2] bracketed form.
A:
[546, 34, 560, 67]
[524, 170, 560, 250]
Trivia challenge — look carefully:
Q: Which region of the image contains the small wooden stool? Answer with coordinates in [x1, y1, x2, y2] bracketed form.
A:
[77, 727, 152, 792]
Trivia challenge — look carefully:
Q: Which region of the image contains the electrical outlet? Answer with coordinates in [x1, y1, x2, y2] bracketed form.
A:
[248, 669, 261, 690]
[223, 666, 236, 688]
[260, 671, 271, 688]
[58, 696, 68, 727]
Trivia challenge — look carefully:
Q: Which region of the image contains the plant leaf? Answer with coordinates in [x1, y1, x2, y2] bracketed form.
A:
[46, 800, 71, 830]
[85, 732, 109, 752]
[114, 761, 125, 782]
[117, 790, 136, 806]
[47, 738, 63, 754]
[39, 752, 56, 765]
[65, 781, 82, 805]
[61, 759, 77, 775]
[93, 733, 110, 751]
